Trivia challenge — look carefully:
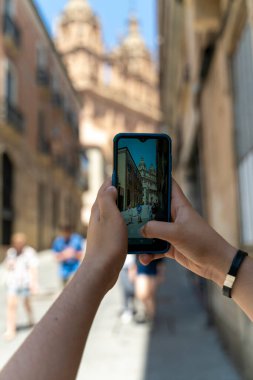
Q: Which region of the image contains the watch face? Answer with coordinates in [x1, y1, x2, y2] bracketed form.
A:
[114, 133, 172, 253]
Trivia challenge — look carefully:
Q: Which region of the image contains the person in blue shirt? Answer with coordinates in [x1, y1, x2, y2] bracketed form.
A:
[52, 225, 84, 285]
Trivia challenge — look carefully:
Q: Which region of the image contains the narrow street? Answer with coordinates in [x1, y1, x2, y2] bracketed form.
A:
[0, 252, 241, 379]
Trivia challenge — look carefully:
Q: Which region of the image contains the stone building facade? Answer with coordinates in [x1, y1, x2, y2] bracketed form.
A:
[138, 158, 158, 205]
[158, 0, 253, 378]
[118, 147, 143, 211]
[55, 0, 161, 225]
[0, 0, 82, 257]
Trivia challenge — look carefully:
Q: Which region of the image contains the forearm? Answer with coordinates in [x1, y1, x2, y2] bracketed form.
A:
[0, 257, 107, 380]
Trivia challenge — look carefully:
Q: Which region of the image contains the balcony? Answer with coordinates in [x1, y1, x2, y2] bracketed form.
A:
[3, 14, 21, 56]
[0, 100, 25, 133]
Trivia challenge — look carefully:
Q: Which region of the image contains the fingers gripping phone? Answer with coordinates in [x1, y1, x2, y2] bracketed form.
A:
[113, 133, 172, 254]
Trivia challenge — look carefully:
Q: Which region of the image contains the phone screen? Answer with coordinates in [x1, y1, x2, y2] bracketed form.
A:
[113, 133, 172, 253]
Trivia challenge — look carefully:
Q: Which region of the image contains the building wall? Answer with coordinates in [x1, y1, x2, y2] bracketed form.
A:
[55, 2, 162, 226]
[118, 148, 142, 211]
[118, 149, 127, 210]
[0, 0, 82, 258]
[201, 41, 239, 246]
[158, 0, 253, 378]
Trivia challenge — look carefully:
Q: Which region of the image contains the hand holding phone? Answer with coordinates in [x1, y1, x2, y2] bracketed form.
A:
[113, 133, 172, 254]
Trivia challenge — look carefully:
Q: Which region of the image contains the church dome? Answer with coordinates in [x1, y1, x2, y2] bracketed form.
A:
[138, 157, 146, 170]
[62, 0, 93, 22]
[120, 16, 148, 58]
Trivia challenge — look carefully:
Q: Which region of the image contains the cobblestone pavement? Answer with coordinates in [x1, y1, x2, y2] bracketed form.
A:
[0, 252, 241, 380]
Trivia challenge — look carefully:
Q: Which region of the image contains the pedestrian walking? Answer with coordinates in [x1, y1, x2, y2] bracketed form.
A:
[136, 203, 143, 223]
[119, 254, 136, 323]
[149, 203, 153, 220]
[52, 225, 84, 285]
[126, 204, 133, 225]
[3, 233, 38, 341]
[135, 258, 165, 322]
[151, 202, 157, 219]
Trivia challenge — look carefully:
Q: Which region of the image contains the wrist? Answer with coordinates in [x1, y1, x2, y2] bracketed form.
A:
[78, 253, 114, 296]
[211, 245, 237, 287]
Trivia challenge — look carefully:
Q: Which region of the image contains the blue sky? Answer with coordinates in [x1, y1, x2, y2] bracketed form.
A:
[119, 138, 157, 169]
[34, 0, 157, 57]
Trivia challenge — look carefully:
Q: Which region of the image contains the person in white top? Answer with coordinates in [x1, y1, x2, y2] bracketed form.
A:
[4, 233, 38, 340]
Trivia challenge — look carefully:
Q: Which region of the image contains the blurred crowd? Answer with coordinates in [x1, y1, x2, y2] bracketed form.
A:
[1, 227, 165, 341]
[2, 226, 86, 341]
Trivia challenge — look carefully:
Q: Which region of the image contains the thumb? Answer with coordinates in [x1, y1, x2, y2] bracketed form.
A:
[141, 221, 180, 244]
[98, 186, 118, 219]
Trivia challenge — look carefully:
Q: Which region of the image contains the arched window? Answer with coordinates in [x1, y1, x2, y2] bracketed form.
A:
[1, 153, 14, 245]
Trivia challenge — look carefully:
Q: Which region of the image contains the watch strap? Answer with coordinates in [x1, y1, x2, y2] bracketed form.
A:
[222, 250, 248, 298]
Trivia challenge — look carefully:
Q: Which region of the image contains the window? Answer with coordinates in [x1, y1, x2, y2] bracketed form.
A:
[4, 60, 24, 132]
[37, 44, 48, 69]
[38, 111, 50, 153]
[5, 60, 17, 105]
[3, 0, 21, 49]
[4, 0, 14, 17]
[36, 44, 50, 86]
[1, 153, 14, 245]
[51, 73, 63, 107]
[232, 25, 253, 246]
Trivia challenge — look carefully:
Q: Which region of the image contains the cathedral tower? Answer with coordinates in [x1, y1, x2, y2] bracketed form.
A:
[110, 15, 159, 110]
[55, 0, 104, 89]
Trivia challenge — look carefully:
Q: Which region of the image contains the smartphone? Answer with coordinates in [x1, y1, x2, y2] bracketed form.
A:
[113, 133, 172, 254]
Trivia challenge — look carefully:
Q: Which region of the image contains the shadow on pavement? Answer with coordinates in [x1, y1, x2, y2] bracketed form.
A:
[141, 261, 241, 380]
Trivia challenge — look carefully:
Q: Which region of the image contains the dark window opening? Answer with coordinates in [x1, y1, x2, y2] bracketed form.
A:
[38, 111, 50, 154]
[2, 153, 14, 245]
